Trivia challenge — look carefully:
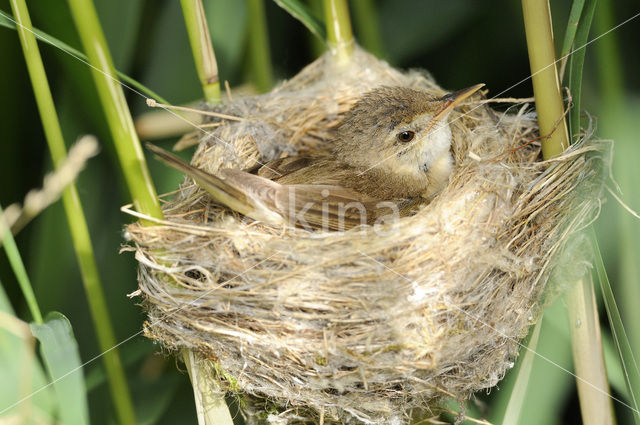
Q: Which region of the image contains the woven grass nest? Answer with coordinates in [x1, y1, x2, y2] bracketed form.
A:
[126, 47, 604, 424]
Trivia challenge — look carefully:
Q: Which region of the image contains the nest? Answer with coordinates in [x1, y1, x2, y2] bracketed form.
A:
[126, 48, 604, 424]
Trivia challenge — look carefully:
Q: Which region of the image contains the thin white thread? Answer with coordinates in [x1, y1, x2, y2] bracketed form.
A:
[2, 4, 640, 416]
[357, 250, 640, 416]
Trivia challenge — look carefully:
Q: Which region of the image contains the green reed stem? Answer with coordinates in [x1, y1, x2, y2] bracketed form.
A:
[177, 2, 236, 422]
[323, 0, 354, 65]
[566, 273, 615, 425]
[66, 0, 163, 224]
[180, 0, 221, 104]
[9, 1, 137, 424]
[521, 0, 569, 158]
[522, 1, 615, 423]
[247, 0, 274, 92]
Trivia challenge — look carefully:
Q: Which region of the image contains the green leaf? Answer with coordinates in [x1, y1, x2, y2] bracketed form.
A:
[559, 0, 585, 79]
[30, 312, 89, 425]
[0, 281, 55, 422]
[603, 328, 630, 399]
[272, 0, 327, 42]
[566, 0, 597, 143]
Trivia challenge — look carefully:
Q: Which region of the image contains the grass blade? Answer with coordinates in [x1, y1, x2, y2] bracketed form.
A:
[0, 9, 170, 105]
[567, 0, 597, 143]
[9, 0, 137, 423]
[593, 231, 640, 423]
[559, 0, 585, 80]
[0, 281, 55, 422]
[30, 312, 89, 425]
[273, 0, 326, 42]
[0, 204, 43, 324]
[522, 1, 615, 423]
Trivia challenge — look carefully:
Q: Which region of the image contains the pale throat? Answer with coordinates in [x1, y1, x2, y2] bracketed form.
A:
[377, 121, 454, 197]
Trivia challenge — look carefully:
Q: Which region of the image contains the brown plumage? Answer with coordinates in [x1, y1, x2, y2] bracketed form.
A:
[149, 84, 483, 231]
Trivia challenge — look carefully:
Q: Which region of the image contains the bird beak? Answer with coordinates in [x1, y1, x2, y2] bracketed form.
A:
[425, 83, 485, 132]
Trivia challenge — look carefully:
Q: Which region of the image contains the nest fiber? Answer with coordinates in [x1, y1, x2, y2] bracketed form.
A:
[127, 48, 603, 424]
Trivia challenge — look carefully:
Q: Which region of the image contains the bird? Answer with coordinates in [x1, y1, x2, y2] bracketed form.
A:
[148, 84, 484, 231]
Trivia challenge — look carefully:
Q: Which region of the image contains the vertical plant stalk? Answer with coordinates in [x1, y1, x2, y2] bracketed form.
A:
[0, 204, 43, 324]
[323, 0, 354, 65]
[566, 274, 615, 425]
[180, 0, 221, 104]
[247, 0, 274, 93]
[521, 0, 569, 158]
[183, 349, 234, 425]
[9, 1, 136, 424]
[522, 1, 614, 424]
[66, 0, 163, 224]
[178, 3, 233, 423]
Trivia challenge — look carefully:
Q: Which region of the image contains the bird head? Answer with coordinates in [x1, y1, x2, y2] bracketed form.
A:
[331, 84, 484, 181]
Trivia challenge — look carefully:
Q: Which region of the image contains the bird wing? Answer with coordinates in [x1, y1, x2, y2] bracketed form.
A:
[272, 184, 385, 230]
[147, 143, 286, 224]
[148, 144, 393, 230]
[220, 170, 386, 230]
[257, 155, 316, 180]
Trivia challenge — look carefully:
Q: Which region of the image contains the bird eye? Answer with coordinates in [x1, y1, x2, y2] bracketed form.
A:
[397, 130, 415, 143]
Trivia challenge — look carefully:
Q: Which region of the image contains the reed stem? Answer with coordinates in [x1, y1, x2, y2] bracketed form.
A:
[247, 0, 274, 92]
[180, 0, 221, 104]
[521, 0, 569, 158]
[10, 0, 137, 423]
[323, 0, 354, 65]
[66, 0, 163, 224]
[522, 1, 615, 423]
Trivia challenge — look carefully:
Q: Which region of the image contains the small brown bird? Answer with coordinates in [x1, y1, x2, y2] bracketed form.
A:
[149, 84, 483, 231]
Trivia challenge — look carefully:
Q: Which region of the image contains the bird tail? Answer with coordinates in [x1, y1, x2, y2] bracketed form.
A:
[146, 143, 285, 224]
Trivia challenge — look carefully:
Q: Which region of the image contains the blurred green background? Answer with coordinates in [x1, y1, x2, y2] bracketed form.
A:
[1, 0, 638, 424]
